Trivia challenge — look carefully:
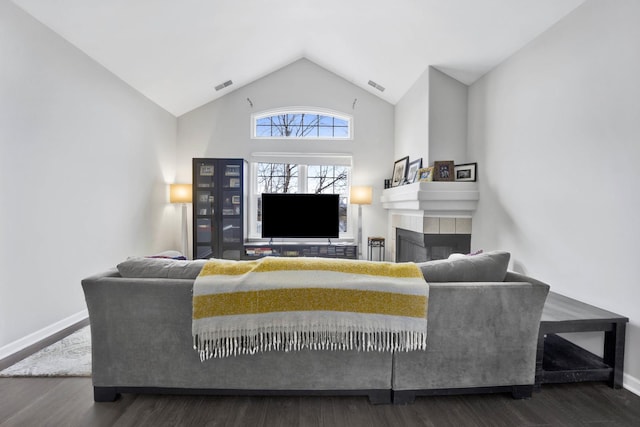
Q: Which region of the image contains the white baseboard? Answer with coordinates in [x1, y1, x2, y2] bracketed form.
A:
[0, 309, 88, 360]
[625, 373, 640, 396]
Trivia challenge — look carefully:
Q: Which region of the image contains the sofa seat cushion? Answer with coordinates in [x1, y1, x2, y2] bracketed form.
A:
[117, 257, 207, 279]
[417, 251, 510, 283]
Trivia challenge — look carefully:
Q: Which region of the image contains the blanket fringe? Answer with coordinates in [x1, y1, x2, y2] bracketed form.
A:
[194, 328, 427, 361]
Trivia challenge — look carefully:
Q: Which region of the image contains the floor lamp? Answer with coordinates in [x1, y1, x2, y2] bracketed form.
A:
[170, 183, 192, 259]
[350, 186, 372, 259]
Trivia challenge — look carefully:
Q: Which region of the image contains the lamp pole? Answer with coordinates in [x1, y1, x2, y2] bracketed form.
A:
[180, 202, 189, 258]
[357, 203, 364, 259]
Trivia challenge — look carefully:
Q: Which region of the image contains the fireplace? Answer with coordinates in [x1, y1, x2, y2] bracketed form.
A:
[380, 181, 479, 262]
[396, 228, 471, 263]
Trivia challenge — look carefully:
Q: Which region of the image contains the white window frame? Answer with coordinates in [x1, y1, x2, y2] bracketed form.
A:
[251, 107, 353, 140]
[248, 152, 354, 241]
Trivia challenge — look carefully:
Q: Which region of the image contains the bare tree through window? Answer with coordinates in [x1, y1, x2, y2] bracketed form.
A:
[255, 112, 350, 138]
[255, 163, 350, 233]
[273, 114, 320, 138]
[308, 165, 348, 194]
[257, 163, 298, 194]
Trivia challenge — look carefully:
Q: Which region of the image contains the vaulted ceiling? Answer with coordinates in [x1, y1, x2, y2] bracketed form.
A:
[11, 0, 585, 116]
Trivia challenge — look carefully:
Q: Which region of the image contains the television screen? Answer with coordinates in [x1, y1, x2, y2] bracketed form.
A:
[261, 193, 340, 239]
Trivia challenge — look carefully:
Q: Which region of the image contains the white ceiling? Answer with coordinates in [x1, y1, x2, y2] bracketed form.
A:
[11, 0, 585, 116]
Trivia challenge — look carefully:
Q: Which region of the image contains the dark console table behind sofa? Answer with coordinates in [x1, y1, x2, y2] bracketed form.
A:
[537, 292, 628, 389]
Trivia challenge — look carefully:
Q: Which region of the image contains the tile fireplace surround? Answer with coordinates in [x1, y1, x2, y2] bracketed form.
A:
[380, 182, 479, 262]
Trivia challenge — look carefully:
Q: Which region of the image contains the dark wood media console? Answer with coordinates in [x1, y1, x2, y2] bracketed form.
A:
[243, 243, 357, 259]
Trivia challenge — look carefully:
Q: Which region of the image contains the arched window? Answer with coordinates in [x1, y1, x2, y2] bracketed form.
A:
[252, 108, 352, 139]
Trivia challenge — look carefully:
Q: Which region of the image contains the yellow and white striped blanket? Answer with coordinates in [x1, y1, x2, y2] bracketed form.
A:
[192, 256, 428, 360]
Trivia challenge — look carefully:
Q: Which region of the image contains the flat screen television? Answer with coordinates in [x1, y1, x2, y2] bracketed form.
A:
[261, 193, 340, 239]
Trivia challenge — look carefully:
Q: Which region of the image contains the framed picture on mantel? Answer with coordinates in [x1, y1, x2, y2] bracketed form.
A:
[433, 161, 454, 181]
[454, 163, 477, 182]
[391, 156, 409, 187]
[417, 167, 434, 182]
[407, 158, 423, 183]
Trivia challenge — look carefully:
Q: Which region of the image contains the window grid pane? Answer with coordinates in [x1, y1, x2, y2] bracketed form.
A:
[254, 162, 351, 235]
[255, 112, 350, 139]
[308, 165, 349, 195]
[256, 163, 298, 194]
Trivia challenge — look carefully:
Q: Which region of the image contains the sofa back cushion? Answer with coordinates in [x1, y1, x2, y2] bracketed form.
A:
[117, 257, 207, 279]
[417, 251, 510, 283]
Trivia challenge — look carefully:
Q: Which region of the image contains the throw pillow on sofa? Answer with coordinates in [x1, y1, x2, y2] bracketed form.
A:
[417, 251, 510, 282]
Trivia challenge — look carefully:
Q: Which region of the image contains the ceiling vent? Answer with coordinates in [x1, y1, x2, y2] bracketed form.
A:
[368, 80, 385, 92]
[215, 80, 233, 91]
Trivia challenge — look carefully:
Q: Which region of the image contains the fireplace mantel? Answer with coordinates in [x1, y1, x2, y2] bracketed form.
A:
[380, 181, 479, 216]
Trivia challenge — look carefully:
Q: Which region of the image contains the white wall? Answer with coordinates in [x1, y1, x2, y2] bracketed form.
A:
[428, 67, 468, 164]
[0, 0, 178, 352]
[177, 58, 395, 253]
[468, 0, 640, 391]
[394, 68, 429, 164]
[394, 66, 468, 169]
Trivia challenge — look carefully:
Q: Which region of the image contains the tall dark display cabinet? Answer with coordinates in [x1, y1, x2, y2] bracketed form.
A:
[192, 158, 247, 260]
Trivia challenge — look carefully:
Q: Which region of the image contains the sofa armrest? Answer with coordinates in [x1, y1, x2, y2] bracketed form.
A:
[81, 272, 196, 386]
[504, 271, 551, 291]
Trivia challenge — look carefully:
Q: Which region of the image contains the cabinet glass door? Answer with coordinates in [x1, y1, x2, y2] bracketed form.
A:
[193, 158, 245, 260]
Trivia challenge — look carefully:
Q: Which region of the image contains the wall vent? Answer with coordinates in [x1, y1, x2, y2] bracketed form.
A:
[215, 80, 233, 91]
[368, 80, 385, 92]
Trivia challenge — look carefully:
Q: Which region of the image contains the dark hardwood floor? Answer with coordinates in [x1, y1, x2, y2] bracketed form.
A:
[1, 379, 639, 426]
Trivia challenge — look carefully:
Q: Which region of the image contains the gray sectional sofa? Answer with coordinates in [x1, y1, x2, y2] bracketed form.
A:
[81, 251, 549, 404]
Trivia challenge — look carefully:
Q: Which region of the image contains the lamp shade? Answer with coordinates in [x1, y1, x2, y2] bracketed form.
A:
[350, 186, 372, 205]
[169, 183, 192, 203]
